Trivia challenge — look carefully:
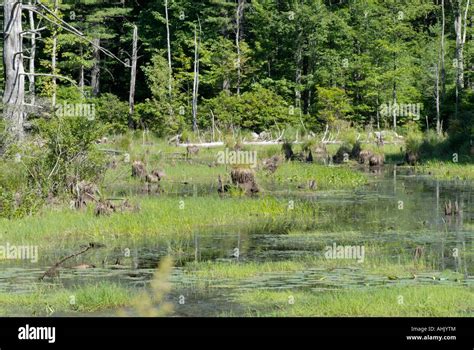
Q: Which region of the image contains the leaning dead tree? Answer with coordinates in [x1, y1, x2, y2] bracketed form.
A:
[2, 0, 133, 141]
[39, 242, 105, 280]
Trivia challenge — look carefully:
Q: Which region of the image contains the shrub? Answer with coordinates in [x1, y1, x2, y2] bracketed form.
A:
[404, 123, 423, 155]
[0, 115, 109, 218]
[134, 99, 185, 137]
[419, 130, 448, 159]
[93, 93, 129, 133]
[315, 86, 353, 125]
[204, 85, 294, 133]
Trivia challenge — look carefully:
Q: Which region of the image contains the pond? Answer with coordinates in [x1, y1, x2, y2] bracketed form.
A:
[0, 166, 472, 316]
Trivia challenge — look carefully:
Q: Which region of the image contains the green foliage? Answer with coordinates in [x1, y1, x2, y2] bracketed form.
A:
[33, 116, 107, 195]
[315, 87, 353, 125]
[134, 100, 185, 137]
[142, 55, 173, 102]
[205, 86, 294, 132]
[5, 0, 470, 143]
[93, 93, 129, 133]
[0, 161, 43, 219]
[403, 122, 423, 155]
[0, 115, 109, 218]
[419, 130, 449, 159]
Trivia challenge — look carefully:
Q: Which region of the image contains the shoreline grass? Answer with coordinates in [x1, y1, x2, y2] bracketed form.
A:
[228, 285, 474, 317]
[417, 161, 474, 181]
[0, 283, 132, 316]
[0, 196, 319, 246]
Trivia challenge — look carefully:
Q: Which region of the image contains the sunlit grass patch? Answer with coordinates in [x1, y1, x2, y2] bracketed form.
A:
[418, 161, 474, 181]
[0, 196, 315, 246]
[265, 162, 367, 190]
[232, 285, 474, 317]
[0, 283, 132, 316]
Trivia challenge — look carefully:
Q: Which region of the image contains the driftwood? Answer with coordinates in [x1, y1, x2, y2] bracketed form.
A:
[39, 242, 106, 280]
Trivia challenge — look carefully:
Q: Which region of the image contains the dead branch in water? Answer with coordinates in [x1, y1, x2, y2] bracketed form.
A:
[39, 242, 106, 280]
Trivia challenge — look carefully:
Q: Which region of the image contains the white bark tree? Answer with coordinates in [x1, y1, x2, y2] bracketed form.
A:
[3, 0, 25, 140]
[235, 0, 244, 95]
[128, 25, 138, 128]
[165, 0, 172, 99]
[451, 0, 471, 117]
[192, 21, 201, 132]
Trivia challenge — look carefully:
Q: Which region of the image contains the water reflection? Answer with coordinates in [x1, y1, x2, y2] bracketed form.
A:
[0, 167, 472, 315]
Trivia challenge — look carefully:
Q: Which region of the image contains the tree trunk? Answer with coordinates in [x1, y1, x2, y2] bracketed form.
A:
[235, 0, 244, 95]
[295, 34, 302, 111]
[3, 0, 25, 140]
[51, 0, 58, 108]
[454, 6, 462, 117]
[91, 38, 100, 96]
[376, 94, 380, 130]
[441, 0, 446, 99]
[165, 0, 172, 99]
[392, 53, 397, 130]
[452, 0, 470, 117]
[128, 25, 138, 129]
[302, 55, 309, 115]
[79, 45, 84, 93]
[192, 22, 201, 132]
[28, 0, 36, 105]
[435, 62, 441, 135]
[435, 63, 442, 135]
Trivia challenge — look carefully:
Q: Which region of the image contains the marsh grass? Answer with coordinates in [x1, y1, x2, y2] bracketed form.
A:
[417, 161, 474, 181]
[181, 254, 438, 282]
[0, 196, 316, 247]
[102, 137, 370, 194]
[230, 285, 474, 316]
[264, 162, 367, 190]
[0, 283, 132, 316]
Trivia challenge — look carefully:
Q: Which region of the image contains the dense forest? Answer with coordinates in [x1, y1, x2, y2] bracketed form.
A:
[1, 0, 473, 148]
